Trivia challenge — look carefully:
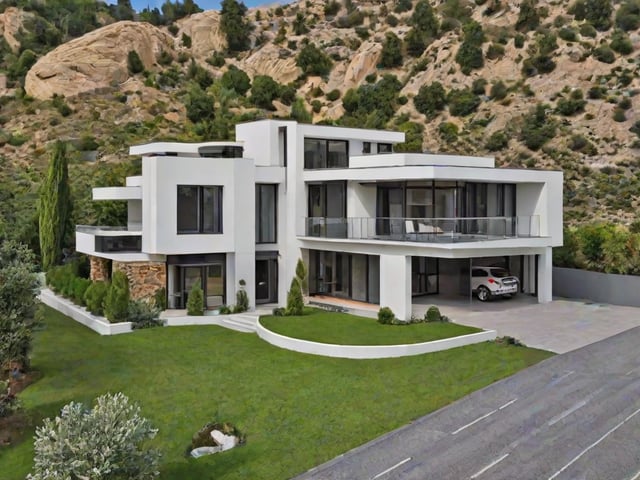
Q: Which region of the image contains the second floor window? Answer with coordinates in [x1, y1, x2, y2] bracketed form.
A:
[256, 184, 277, 243]
[304, 138, 348, 169]
[177, 185, 223, 234]
[377, 143, 392, 153]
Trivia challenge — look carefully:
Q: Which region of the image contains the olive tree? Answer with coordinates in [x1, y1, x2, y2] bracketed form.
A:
[29, 392, 161, 480]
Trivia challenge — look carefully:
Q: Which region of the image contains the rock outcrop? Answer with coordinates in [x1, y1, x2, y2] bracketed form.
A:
[25, 21, 174, 100]
[0, 7, 34, 53]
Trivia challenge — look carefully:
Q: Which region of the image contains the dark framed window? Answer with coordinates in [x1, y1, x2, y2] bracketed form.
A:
[256, 184, 277, 243]
[377, 143, 392, 153]
[304, 138, 348, 169]
[177, 185, 223, 234]
[362, 142, 371, 154]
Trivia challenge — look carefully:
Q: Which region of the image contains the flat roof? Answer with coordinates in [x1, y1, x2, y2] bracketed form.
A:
[130, 141, 244, 157]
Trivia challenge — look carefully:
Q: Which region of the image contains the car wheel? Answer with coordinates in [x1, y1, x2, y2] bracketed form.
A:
[477, 286, 490, 302]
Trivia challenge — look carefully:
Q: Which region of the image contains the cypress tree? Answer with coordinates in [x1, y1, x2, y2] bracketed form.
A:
[39, 141, 72, 270]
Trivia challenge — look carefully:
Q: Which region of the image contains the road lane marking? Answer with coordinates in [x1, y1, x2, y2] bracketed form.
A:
[371, 457, 411, 479]
[469, 453, 509, 479]
[452, 409, 498, 435]
[548, 406, 640, 480]
[550, 370, 575, 385]
[630, 471, 640, 480]
[625, 368, 639, 376]
[547, 400, 588, 426]
[499, 398, 518, 410]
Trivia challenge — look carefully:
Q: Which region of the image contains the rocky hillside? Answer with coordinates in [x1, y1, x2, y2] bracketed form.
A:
[1, 0, 640, 239]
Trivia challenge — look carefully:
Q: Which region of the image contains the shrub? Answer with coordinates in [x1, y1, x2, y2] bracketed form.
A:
[128, 300, 162, 329]
[486, 43, 505, 60]
[272, 307, 285, 316]
[28, 392, 160, 480]
[127, 50, 144, 75]
[495, 336, 525, 346]
[326, 89, 341, 101]
[285, 278, 304, 316]
[84, 281, 109, 316]
[472, 78, 488, 95]
[324, 0, 340, 16]
[104, 271, 130, 322]
[558, 27, 577, 42]
[0, 382, 19, 418]
[616, 0, 640, 31]
[485, 131, 509, 151]
[520, 104, 557, 150]
[154, 287, 167, 311]
[186, 281, 204, 316]
[490, 81, 508, 100]
[438, 122, 459, 143]
[251, 75, 281, 110]
[610, 30, 633, 55]
[377, 306, 395, 325]
[514, 33, 525, 48]
[72, 277, 91, 306]
[593, 45, 615, 63]
[296, 43, 333, 77]
[425, 305, 442, 322]
[556, 90, 586, 115]
[234, 282, 249, 313]
[613, 107, 626, 122]
[380, 32, 403, 68]
[455, 42, 484, 75]
[414, 82, 447, 117]
[181, 32, 192, 48]
[579, 23, 597, 38]
[447, 88, 481, 116]
[220, 65, 251, 95]
[516, 0, 540, 32]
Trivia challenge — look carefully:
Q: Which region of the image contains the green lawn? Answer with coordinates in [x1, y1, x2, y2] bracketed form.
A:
[260, 309, 483, 345]
[0, 307, 553, 480]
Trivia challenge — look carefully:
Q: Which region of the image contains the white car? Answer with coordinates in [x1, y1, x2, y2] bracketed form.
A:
[471, 266, 519, 301]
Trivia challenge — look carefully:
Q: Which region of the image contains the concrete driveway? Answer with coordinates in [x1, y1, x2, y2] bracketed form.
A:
[414, 296, 640, 353]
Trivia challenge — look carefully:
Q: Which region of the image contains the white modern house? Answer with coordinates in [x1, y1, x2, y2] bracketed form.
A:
[76, 120, 563, 320]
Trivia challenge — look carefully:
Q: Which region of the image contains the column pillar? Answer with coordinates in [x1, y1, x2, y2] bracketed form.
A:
[379, 254, 412, 321]
[537, 247, 553, 303]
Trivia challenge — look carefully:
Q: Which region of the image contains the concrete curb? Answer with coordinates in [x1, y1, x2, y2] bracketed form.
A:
[256, 319, 497, 359]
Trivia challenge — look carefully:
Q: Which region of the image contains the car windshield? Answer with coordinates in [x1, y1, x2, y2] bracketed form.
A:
[489, 268, 510, 278]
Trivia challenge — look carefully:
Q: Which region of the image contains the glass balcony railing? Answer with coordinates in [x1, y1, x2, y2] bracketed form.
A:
[301, 216, 541, 243]
[76, 225, 142, 253]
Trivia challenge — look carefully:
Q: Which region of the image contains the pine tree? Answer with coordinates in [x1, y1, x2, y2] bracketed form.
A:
[220, 0, 253, 52]
[39, 141, 72, 271]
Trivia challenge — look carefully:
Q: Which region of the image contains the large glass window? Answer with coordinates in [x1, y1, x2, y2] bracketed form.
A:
[177, 185, 223, 234]
[304, 138, 348, 169]
[256, 184, 277, 243]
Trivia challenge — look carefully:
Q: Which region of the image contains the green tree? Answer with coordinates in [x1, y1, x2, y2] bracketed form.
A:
[220, 0, 253, 52]
[404, 0, 439, 57]
[186, 280, 204, 316]
[295, 258, 308, 296]
[250, 75, 281, 110]
[220, 65, 251, 95]
[104, 270, 130, 322]
[519, 104, 557, 150]
[292, 11, 308, 34]
[185, 85, 215, 123]
[455, 21, 485, 74]
[584, 0, 613, 30]
[447, 88, 481, 116]
[39, 141, 72, 271]
[29, 393, 160, 480]
[285, 277, 303, 316]
[380, 32, 403, 68]
[296, 43, 333, 76]
[516, 0, 540, 32]
[291, 97, 312, 123]
[0, 240, 39, 370]
[127, 50, 144, 75]
[414, 81, 447, 117]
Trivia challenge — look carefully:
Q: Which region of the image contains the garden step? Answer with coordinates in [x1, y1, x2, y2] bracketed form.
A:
[219, 315, 258, 333]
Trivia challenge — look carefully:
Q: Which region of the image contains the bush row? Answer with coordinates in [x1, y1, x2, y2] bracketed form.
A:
[377, 305, 449, 324]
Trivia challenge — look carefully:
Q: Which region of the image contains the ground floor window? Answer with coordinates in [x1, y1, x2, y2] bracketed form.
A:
[308, 250, 379, 304]
[167, 254, 225, 309]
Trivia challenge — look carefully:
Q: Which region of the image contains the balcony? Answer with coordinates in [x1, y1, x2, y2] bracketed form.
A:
[300, 216, 541, 244]
[76, 225, 142, 254]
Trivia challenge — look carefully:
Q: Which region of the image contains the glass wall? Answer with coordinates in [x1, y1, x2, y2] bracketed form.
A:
[256, 184, 277, 243]
[304, 138, 348, 169]
[308, 182, 347, 237]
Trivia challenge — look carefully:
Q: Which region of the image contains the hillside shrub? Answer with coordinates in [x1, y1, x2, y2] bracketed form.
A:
[616, 0, 640, 31]
[104, 271, 130, 323]
[251, 75, 282, 110]
[84, 281, 109, 316]
[128, 300, 162, 329]
[127, 50, 144, 75]
[593, 45, 615, 63]
[485, 131, 509, 151]
[425, 305, 442, 322]
[472, 78, 487, 95]
[326, 89, 341, 101]
[490, 81, 508, 100]
[610, 30, 633, 54]
[380, 32, 403, 68]
[186, 281, 204, 316]
[612, 108, 626, 122]
[296, 43, 333, 76]
[516, 0, 540, 32]
[579, 22, 597, 37]
[377, 306, 395, 324]
[220, 65, 251, 95]
[447, 88, 481, 116]
[556, 89, 586, 115]
[438, 122, 459, 143]
[558, 27, 577, 42]
[519, 104, 557, 150]
[414, 82, 447, 117]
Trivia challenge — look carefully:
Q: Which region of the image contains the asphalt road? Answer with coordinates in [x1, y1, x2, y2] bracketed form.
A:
[296, 326, 640, 480]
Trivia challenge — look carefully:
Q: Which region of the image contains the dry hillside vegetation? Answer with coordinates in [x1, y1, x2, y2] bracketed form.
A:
[0, 0, 639, 229]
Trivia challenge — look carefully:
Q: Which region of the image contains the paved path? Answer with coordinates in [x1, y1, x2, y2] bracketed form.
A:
[415, 298, 640, 353]
[296, 326, 640, 480]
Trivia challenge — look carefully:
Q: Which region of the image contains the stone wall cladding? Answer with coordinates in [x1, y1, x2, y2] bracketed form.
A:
[89, 256, 110, 282]
[113, 261, 166, 301]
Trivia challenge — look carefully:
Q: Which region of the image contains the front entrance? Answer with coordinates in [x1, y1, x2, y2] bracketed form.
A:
[255, 258, 278, 304]
[179, 264, 225, 309]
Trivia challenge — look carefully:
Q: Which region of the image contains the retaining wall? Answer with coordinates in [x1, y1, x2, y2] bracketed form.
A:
[256, 320, 497, 359]
[553, 267, 640, 307]
[39, 288, 132, 335]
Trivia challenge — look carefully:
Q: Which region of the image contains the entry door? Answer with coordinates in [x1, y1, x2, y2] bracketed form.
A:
[182, 267, 202, 308]
[256, 259, 278, 304]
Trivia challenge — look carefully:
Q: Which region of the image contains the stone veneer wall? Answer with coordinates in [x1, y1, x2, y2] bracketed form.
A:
[113, 261, 167, 301]
[89, 256, 110, 282]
